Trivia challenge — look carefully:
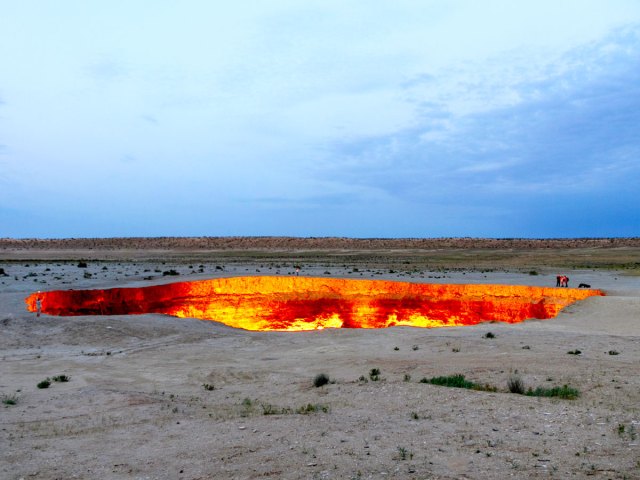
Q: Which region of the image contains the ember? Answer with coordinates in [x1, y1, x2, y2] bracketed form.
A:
[25, 276, 603, 331]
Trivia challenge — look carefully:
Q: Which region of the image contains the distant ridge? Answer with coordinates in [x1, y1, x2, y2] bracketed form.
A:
[1, 237, 639, 250]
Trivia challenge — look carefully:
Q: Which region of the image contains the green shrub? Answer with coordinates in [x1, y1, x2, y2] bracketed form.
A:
[420, 374, 497, 392]
[369, 368, 381, 381]
[2, 394, 18, 406]
[261, 403, 329, 415]
[397, 446, 413, 460]
[37, 379, 51, 389]
[615, 423, 637, 441]
[52, 375, 70, 383]
[296, 403, 330, 414]
[525, 384, 580, 400]
[313, 373, 330, 388]
[422, 374, 475, 389]
[261, 403, 292, 415]
[507, 375, 525, 394]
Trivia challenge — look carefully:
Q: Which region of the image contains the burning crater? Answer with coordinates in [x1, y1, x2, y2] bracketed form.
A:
[25, 276, 603, 331]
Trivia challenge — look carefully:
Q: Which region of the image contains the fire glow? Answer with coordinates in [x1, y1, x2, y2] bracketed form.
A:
[25, 276, 603, 331]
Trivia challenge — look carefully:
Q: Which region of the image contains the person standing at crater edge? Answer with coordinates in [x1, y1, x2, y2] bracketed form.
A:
[36, 292, 42, 317]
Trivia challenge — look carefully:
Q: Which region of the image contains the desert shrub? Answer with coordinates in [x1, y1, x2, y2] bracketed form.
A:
[358, 375, 368, 383]
[313, 373, 330, 388]
[396, 446, 413, 460]
[484, 332, 495, 339]
[369, 368, 381, 381]
[296, 403, 330, 414]
[202, 383, 215, 391]
[421, 374, 497, 392]
[608, 350, 620, 355]
[37, 379, 51, 389]
[403, 374, 411, 382]
[507, 375, 526, 394]
[77, 261, 88, 268]
[261, 403, 278, 415]
[567, 349, 582, 355]
[422, 374, 474, 389]
[261, 404, 293, 415]
[528, 270, 539, 275]
[163, 269, 179, 276]
[617, 424, 636, 440]
[52, 375, 70, 382]
[239, 398, 254, 417]
[2, 394, 18, 406]
[478, 383, 499, 392]
[525, 384, 580, 400]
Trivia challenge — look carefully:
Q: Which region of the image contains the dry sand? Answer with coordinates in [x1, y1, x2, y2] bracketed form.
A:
[1, 244, 639, 479]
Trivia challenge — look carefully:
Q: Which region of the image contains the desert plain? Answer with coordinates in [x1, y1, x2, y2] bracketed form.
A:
[0, 237, 639, 479]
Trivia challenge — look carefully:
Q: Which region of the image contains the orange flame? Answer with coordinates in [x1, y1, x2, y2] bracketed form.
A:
[24, 276, 603, 331]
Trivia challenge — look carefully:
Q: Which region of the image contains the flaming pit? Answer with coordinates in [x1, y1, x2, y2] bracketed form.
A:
[24, 276, 603, 331]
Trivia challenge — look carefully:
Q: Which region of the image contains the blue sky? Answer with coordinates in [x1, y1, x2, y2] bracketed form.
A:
[1, 1, 639, 238]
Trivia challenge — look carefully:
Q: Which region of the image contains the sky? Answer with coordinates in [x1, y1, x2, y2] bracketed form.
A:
[1, 1, 639, 238]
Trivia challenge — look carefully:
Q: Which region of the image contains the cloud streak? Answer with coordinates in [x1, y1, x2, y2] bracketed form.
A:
[320, 27, 640, 206]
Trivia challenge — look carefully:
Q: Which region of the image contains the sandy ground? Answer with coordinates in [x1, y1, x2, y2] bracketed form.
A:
[1, 256, 639, 479]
